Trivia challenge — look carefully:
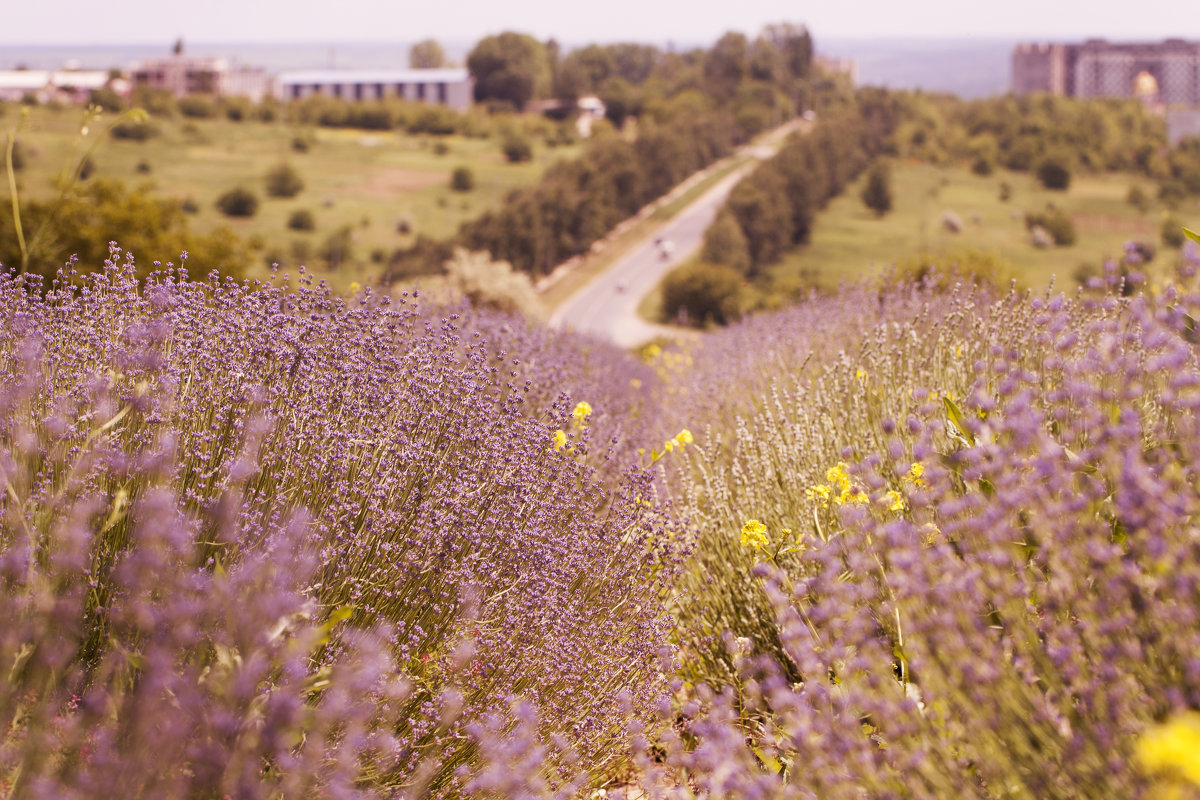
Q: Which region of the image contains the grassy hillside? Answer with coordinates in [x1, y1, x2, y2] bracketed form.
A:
[3, 105, 580, 283]
[769, 159, 1168, 291]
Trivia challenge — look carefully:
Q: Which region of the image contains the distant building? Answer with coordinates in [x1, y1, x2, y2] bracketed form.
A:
[130, 56, 271, 101]
[275, 68, 473, 111]
[0, 69, 120, 103]
[1013, 39, 1200, 105]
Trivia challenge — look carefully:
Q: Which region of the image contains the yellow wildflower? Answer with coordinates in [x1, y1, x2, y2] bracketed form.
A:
[674, 429, 694, 447]
[806, 484, 832, 504]
[644, 343, 662, 359]
[663, 439, 674, 452]
[1136, 712, 1200, 786]
[740, 519, 769, 549]
[884, 490, 905, 512]
[572, 401, 593, 425]
[905, 462, 925, 486]
[855, 368, 868, 383]
[836, 485, 868, 505]
[552, 429, 568, 451]
[349, 281, 361, 292]
[826, 462, 851, 489]
[630, 378, 643, 389]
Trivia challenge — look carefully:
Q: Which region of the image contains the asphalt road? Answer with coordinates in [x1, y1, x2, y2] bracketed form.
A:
[548, 125, 798, 348]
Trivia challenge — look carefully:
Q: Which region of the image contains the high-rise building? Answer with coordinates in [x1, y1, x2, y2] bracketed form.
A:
[1013, 39, 1200, 105]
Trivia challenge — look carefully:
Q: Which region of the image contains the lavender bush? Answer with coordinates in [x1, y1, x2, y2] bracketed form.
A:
[653, 252, 1200, 797]
[0, 248, 680, 796]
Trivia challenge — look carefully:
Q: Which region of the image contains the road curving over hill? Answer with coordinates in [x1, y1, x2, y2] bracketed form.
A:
[548, 121, 802, 348]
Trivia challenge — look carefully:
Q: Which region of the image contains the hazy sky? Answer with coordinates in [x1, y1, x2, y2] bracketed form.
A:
[4, 0, 1200, 46]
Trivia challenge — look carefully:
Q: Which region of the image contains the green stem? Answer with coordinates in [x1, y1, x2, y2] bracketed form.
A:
[5, 122, 28, 273]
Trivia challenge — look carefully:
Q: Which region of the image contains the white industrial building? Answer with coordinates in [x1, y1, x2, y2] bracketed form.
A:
[0, 70, 119, 103]
[276, 68, 473, 111]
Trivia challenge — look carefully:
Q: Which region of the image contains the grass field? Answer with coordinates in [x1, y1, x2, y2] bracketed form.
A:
[768, 159, 1178, 291]
[3, 105, 581, 284]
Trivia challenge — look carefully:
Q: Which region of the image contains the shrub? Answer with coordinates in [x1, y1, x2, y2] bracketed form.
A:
[998, 181, 1012, 202]
[1127, 184, 1150, 213]
[450, 166, 475, 192]
[111, 119, 159, 141]
[1163, 215, 1185, 248]
[501, 131, 533, 163]
[216, 186, 260, 217]
[264, 162, 305, 198]
[177, 95, 217, 119]
[180, 196, 199, 214]
[1025, 205, 1076, 246]
[970, 155, 994, 176]
[287, 208, 316, 231]
[291, 135, 311, 153]
[860, 159, 893, 217]
[432, 140, 450, 156]
[135, 159, 152, 174]
[1036, 155, 1072, 190]
[442, 247, 540, 316]
[701, 209, 752, 274]
[660, 261, 743, 326]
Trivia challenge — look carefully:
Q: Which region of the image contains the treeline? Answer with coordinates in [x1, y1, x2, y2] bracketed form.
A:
[384, 25, 817, 280]
[889, 92, 1169, 181]
[662, 88, 901, 324]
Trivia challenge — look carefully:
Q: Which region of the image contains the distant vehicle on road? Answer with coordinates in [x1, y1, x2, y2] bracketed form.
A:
[655, 237, 675, 261]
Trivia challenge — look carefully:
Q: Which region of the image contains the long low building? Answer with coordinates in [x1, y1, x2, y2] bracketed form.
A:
[276, 68, 473, 111]
[0, 69, 117, 103]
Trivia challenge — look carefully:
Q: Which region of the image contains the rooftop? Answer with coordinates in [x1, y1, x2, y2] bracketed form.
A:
[277, 68, 470, 85]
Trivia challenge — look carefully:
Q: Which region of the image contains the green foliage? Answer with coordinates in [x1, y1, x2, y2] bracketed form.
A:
[467, 31, 552, 111]
[177, 95, 218, 119]
[450, 166, 475, 192]
[291, 134, 311, 153]
[409, 38, 447, 69]
[88, 86, 125, 112]
[264, 161, 305, 199]
[728, 169, 794, 272]
[701, 209, 752, 274]
[0, 178, 246, 277]
[1162, 215, 1185, 248]
[860, 158, 894, 217]
[442, 247, 541, 316]
[110, 119, 158, 141]
[1127, 185, 1150, 213]
[1025, 204, 1076, 246]
[501, 131, 533, 163]
[318, 224, 355, 270]
[130, 87, 177, 117]
[1036, 155, 1072, 190]
[287, 208, 316, 231]
[660, 261, 743, 326]
[215, 186, 260, 218]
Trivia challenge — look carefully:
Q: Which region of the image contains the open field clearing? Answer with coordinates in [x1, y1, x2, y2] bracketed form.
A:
[771, 159, 1174, 290]
[3, 105, 581, 283]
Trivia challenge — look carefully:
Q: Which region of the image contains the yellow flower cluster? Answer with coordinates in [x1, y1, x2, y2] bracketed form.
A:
[650, 429, 694, 462]
[552, 429, 568, 452]
[808, 462, 868, 506]
[572, 401, 593, 426]
[1137, 712, 1200, 786]
[905, 461, 925, 486]
[740, 519, 769, 549]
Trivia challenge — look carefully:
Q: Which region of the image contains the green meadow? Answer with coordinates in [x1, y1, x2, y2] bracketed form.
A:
[770, 159, 1170, 291]
[3, 105, 581, 282]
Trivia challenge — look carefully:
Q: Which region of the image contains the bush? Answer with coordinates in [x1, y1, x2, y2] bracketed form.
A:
[1163, 215, 1185, 248]
[701, 209, 752, 274]
[291, 135, 311, 153]
[111, 119, 159, 141]
[178, 95, 218, 119]
[264, 162, 305, 199]
[660, 261, 743, 326]
[450, 166, 475, 192]
[1025, 205, 1076, 246]
[1036, 156, 1072, 190]
[287, 208, 316, 231]
[180, 197, 199, 214]
[1127, 185, 1150, 213]
[970, 155, 994, 176]
[501, 131, 533, 163]
[216, 186, 260, 218]
[860, 159, 893, 217]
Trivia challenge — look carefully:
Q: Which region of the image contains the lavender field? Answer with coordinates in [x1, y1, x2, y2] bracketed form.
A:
[4, 244, 1200, 798]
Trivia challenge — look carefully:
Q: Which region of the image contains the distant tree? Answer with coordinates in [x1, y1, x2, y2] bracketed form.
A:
[172, 37, 184, 56]
[760, 23, 813, 82]
[661, 262, 743, 326]
[860, 159, 893, 217]
[703, 32, 749, 99]
[747, 36, 782, 83]
[466, 32, 551, 111]
[701, 209, 751, 274]
[1036, 156, 1072, 190]
[501, 131, 533, 163]
[216, 186, 259, 218]
[264, 162, 305, 198]
[287, 209, 316, 231]
[450, 166, 475, 192]
[409, 39, 447, 69]
[727, 170, 793, 272]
